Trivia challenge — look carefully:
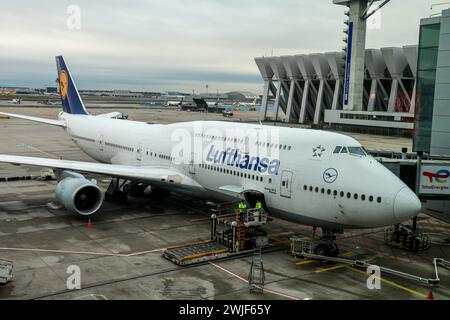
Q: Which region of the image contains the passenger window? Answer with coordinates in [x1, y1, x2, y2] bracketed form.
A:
[304, 185, 307, 191]
[361, 195, 366, 201]
[354, 194, 358, 200]
[333, 146, 342, 154]
[340, 191, 344, 197]
[327, 189, 331, 195]
[347, 192, 351, 198]
[369, 196, 374, 202]
[333, 190, 337, 196]
[377, 197, 382, 203]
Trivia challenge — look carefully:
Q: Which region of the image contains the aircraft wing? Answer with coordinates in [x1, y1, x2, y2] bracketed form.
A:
[0, 155, 203, 190]
[219, 185, 263, 194]
[0, 112, 66, 127]
[96, 112, 127, 119]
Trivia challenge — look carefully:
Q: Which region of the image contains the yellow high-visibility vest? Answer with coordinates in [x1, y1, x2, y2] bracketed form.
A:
[238, 202, 247, 210]
[255, 201, 262, 209]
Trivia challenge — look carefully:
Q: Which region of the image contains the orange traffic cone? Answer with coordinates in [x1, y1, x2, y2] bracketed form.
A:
[87, 219, 93, 229]
[426, 289, 434, 300]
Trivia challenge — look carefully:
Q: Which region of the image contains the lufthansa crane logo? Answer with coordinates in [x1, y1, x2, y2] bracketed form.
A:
[59, 70, 69, 99]
[323, 168, 338, 183]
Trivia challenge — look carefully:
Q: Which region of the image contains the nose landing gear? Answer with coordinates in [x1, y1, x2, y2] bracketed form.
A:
[312, 228, 341, 257]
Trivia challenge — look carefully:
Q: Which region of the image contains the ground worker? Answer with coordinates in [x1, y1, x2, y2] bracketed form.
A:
[238, 201, 247, 222]
[254, 200, 263, 221]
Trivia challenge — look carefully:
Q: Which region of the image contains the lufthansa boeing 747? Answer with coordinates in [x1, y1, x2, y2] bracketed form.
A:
[0, 56, 421, 256]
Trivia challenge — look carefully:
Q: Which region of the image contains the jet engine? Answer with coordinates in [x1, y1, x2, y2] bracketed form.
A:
[55, 171, 103, 216]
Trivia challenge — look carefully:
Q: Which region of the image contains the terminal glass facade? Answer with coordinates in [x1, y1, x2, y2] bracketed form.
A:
[413, 22, 441, 153]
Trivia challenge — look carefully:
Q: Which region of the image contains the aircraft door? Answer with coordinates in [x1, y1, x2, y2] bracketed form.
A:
[188, 152, 195, 175]
[99, 134, 104, 152]
[136, 142, 143, 162]
[280, 170, 293, 198]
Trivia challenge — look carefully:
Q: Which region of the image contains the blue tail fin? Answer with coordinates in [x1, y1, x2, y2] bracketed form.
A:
[55, 56, 88, 115]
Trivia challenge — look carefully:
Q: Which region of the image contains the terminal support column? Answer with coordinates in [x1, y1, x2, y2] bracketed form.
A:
[259, 78, 271, 121]
[285, 78, 296, 122]
[344, 0, 367, 111]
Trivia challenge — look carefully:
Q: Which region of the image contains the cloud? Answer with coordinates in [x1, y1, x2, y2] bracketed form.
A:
[0, 0, 438, 93]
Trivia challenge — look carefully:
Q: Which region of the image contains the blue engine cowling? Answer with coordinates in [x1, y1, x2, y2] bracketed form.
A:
[55, 171, 103, 216]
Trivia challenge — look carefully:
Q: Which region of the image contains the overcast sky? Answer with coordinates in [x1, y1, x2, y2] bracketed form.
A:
[0, 0, 443, 93]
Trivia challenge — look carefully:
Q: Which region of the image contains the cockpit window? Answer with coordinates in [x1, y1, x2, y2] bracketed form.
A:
[334, 146, 369, 157]
[362, 146, 371, 156]
[347, 146, 367, 157]
[333, 146, 342, 154]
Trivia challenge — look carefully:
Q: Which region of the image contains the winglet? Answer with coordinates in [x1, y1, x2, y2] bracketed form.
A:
[55, 56, 88, 115]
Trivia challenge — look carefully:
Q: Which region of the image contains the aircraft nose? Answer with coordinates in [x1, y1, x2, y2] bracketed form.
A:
[393, 187, 421, 220]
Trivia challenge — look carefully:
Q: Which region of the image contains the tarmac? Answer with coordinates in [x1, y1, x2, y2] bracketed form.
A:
[0, 104, 448, 300]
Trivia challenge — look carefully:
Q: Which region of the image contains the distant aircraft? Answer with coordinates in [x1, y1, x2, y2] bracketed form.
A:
[0, 56, 421, 256]
[166, 100, 182, 107]
[44, 92, 60, 97]
[8, 98, 21, 104]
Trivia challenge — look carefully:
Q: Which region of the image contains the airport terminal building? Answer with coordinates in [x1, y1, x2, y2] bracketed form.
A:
[255, 5, 450, 153]
[414, 9, 450, 156]
[255, 46, 417, 130]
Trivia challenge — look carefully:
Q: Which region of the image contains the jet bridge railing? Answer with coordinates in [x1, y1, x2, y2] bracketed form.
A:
[291, 237, 449, 287]
[243, 208, 268, 227]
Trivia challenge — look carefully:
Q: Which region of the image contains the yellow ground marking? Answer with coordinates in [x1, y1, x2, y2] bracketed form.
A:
[315, 264, 347, 273]
[313, 256, 375, 273]
[189, 217, 212, 222]
[340, 251, 354, 257]
[295, 251, 354, 266]
[296, 259, 317, 265]
[345, 265, 428, 299]
[269, 238, 291, 245]
[267, 231, 295, 238]
[27, 145, 59, 159]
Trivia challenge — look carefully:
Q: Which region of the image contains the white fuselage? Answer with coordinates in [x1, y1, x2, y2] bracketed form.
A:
[59, 112, 420, 229]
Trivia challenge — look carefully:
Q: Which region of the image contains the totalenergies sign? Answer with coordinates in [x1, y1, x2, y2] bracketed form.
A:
[420, 165, 450, 195]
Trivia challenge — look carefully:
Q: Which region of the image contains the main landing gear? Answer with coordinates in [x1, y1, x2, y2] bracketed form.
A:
[312, 227, 340, 257]
[105, 178, 148, 203]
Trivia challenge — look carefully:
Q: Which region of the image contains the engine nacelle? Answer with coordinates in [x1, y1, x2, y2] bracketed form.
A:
[55, 171, 103, 216]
